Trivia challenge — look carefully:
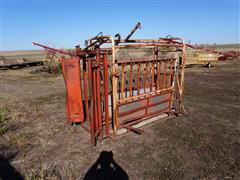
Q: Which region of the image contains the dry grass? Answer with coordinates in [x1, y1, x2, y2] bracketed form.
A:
[0, 59, 240, 179]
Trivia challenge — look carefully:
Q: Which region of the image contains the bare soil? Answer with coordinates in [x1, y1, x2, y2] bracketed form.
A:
[0, 59, 240, 179]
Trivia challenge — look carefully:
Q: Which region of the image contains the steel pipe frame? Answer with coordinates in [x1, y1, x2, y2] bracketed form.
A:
[91, 35, 186, 134]
[33, 34, 186, 144]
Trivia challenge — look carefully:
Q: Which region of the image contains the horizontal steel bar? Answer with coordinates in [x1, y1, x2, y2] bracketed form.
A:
[117, 58, 176, 64]
[118, 89, 172, 106]
[118, 87, 173, 104]
[104, 39, 183, 44]
[119, 107, 170, 126]
[118, 98, 170, 117]
[115, 43, 183, 49]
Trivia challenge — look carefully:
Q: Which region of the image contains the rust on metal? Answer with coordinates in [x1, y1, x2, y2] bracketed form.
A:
[33, 22, 187, 145]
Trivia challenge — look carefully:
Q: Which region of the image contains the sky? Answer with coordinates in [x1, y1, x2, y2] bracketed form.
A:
[0, 0, 239, 51]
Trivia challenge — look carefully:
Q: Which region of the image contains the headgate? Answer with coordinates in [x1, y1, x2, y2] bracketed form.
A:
[33, 23, 186, 145]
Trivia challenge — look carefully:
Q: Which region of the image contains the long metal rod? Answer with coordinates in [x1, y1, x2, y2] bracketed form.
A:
[32, 42, 75, 56]
[110, 37, 119, 133]
[121, 64, 125, 99]
[83, 58, 89, 121]
[129, 63, 133, 96]
[88, 59, 96, 145]
[117, 58, 176, 64]
[124, 22, 141, 42]
[144, 62, 148, 93]
[163, 62, 167, 88]
[96, 48, 102, 139]
[103, 54, 109, 137]
[93, 69, 99, 131]
[137, 63, 141, 95]
[119, 87, 173, 104]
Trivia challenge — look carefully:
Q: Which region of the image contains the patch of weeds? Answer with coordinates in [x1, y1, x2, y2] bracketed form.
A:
[48, 62, 62, 74]
[9, 133, 32, 148]
[0, 127, 8, 135]
[25, 164, 62, 180]
[0, 106, 9, 124]
[0, 106, 9, 135]
[40, 62, 62, 74]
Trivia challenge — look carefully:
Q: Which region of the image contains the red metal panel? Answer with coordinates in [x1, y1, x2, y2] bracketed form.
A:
[61, 57, 84, 123]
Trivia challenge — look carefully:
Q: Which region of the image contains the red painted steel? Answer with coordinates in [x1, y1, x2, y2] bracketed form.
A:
[61, 57, 84, 123]
[115, 56, 176, 128]
[33, 23, 186, 145]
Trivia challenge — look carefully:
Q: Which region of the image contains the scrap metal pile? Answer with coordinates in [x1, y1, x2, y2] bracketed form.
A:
[33, 23, 187, 145]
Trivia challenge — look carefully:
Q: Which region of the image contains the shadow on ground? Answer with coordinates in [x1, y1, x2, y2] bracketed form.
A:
[0, 154, 24, 180]
[84, 151, 129, 180]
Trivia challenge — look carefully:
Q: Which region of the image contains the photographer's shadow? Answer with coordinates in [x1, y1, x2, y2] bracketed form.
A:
[84, 151, 129, 180]
[0, 154, 24, 180]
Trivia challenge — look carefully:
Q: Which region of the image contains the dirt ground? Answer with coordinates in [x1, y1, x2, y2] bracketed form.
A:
[0, 59, 240, 179]
[1, 50, 44, 57]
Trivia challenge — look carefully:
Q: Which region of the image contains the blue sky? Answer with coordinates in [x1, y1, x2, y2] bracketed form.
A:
[0, 0, 239, 51]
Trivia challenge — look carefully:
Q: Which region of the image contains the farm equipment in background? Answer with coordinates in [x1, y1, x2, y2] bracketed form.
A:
[0, 55, 43, 70]
[217, 50, 240, 60]
[160, 37, 240, 67]
[42, 49, 62, 73]
[0, 49, 61, 72]
[190, 44, 240, 62]
[184, 46, 219, 67]
[33, 22, 187, 145]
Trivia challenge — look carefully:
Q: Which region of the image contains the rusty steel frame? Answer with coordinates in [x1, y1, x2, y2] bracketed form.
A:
[33, 23, 186, 145]
[101, 37, 186, 137]
[87, 36, 185, 143]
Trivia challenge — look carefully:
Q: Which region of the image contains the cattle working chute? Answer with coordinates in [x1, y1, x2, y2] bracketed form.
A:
[33, 23, 186, 145]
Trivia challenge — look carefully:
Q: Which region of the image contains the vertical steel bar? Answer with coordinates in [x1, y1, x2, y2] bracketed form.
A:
[168, 61, 173, 88]
[96, 48, 102, 139]
[93, 69, 99, 130]
[145, 98, 150, 115]
[77, 57, 84, 124]
[163, 62, 167, 88]
[111, 37, 118, 134]
[129, 62, 133, 96]
[154, 46, 158, 90]
[179, 44, 186, 113]
[168, 62, 174, 111]
[144, 62, 148, 93]
[88, 59, 96, 145]
[103, 54, 109, 137]
[83, 57, 89, 121]
[151, 61, 155, 91]
[157, 61, 160, 89]
[121, 63, 125, 99]
[125, 71, 128, 98]
[137, 63, 141, 95]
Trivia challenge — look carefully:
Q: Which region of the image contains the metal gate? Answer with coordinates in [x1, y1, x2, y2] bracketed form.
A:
[33, 23, 186, 145]
[83, 43, 185, 145]
[115, 57, 177, 131]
